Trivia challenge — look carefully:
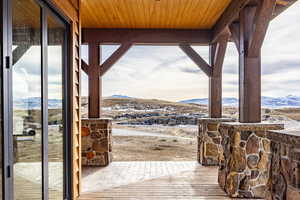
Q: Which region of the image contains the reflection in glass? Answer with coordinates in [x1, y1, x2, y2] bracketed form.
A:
[12, 0, 42, 199]
[47, 15, 65, 200]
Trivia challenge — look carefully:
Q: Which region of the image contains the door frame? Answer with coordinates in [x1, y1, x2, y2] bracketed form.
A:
[1, 0, 13, 199]
[2, 0, 73, 199]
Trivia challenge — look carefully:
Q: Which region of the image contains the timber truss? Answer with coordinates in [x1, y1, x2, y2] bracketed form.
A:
[80, 0, 297, 122]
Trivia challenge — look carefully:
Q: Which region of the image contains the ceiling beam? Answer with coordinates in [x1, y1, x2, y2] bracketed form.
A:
[100, 43, 132, 76]
[212, 0, 250, 43]
[179, 44, 212, 77]
[82, 29, 212, 45]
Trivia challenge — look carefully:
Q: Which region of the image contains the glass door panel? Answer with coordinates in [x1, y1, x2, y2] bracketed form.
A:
[12, 0, 42, 199]
[47, 14, 65, 200]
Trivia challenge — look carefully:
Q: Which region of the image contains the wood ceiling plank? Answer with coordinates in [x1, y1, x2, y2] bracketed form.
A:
[81, 0, 233, 29]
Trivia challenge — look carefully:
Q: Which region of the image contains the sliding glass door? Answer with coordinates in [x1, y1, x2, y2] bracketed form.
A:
[1, 0, 71, 199]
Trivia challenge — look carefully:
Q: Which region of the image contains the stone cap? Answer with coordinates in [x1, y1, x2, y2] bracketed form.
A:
[198, 118, 235, 124]
[267, 130, 300, 148]
[82, 118, 112, 122]
[219, 122, 284, 131]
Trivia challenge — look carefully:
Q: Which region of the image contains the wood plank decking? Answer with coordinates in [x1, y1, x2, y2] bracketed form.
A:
[79, 161, 239, 200]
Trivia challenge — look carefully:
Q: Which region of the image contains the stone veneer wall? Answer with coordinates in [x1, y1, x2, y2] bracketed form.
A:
[81, 118, 112, 166]
[198, 118, 235, 166]
[266, 130, 300, 200]
[218, 122, 284, 198]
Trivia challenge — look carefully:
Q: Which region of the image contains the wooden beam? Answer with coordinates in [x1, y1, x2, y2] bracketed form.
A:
[81, 60, 89, 74]
[209, 42, 221, 118]
[239, 7, 262, 123]
[100, 43, 132, 76]
[248, 0, 276, 57]
[212, 0, 250, 42]
[179, 44, 212, 77]
[83, 29, 212, 45]
[13, 44, 31, 65]
[208, 34, 229, 118]
[88, 43, 102, 118]
[209, 76, 222, 118]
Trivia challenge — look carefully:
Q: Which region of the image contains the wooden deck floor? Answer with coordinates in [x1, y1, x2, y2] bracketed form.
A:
[79, 161, 235, 200]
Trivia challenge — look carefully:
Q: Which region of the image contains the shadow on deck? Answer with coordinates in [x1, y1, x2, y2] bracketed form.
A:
[79, 161, 243, 200]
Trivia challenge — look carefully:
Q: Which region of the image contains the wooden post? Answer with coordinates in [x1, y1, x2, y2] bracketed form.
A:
[238, 0, 275, 123]
[209, 44, 222, 118]
[88, 43, 101, 118]
[209, 76, 222, 118]
[239, 7, 261, 123]
[209, 34, 229, 118]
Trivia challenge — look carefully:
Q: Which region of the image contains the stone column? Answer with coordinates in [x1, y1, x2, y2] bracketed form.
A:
[198, 118, 235, 166]
[81, 118, 112, 166]
[266, 130, 300, 200]
[218, 122, 284, 198]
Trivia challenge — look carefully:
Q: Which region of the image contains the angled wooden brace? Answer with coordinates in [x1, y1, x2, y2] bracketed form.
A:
[100, 43, 132, 76]
[247, 0, 276, 57]
[178, 44, 212, 77]
[13, 44, 31, 65]
[211, 32, 230, 77]
[81, 60, 89, 74]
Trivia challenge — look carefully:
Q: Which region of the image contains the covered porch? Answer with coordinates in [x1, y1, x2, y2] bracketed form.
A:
[49, 0, 300, 199]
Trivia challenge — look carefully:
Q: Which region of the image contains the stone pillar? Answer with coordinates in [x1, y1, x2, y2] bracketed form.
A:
[198, 118, 235, 166]
[218, 122, 284, 198]
[266, 130, 300, 200]
[81, 118, 112, 166]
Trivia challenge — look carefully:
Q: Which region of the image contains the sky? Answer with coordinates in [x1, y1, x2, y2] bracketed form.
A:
[81, 2, 300, 102]
[12, 2, 300, 102]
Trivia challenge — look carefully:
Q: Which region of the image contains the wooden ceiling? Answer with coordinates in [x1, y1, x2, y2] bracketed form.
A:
[81, 0, 232, 29]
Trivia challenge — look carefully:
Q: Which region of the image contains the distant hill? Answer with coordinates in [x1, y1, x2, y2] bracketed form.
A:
[179, 95, 300, 108]
[110, 95, 132, 99]
[14, 95, 300, 110]
[14, 97, 62, 110]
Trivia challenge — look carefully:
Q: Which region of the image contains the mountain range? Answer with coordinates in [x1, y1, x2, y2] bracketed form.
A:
[14, 97, 62, 110]
[13, 95, 300, 110]
[179, 95, 300, 108]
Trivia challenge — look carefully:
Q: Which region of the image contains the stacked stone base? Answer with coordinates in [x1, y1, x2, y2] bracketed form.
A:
[198, 118, 235, 166]
[82, 118, 112, 166]
[266, 130, 300, 200]
[218, 122, 284, 198]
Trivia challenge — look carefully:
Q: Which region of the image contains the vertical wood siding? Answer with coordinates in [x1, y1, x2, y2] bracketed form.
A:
[50, 0, 81, 198]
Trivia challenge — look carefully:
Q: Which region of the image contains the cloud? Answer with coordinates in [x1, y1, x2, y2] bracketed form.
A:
[80, 2, 300, 100]
[180, 67, 201, 74]
[262, 60, 300, 75]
